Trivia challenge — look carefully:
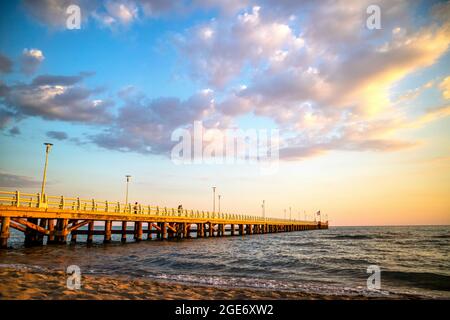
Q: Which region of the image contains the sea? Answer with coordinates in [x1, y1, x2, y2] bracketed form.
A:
[0, 225, 449, 299]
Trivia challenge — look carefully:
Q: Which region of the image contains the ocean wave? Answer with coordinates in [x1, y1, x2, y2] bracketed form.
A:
[326, 234, 376, 240]
[431, 234, 450, 239]
[146, 273, 390, 297]
[0, 263, 49, 273]
[382, 270, 450, 291]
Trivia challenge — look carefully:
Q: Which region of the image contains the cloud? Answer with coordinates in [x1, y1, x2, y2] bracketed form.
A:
[171, 1, 450, 160]
[90, 89, 215, 154]
[8, 126, 21, 136]
[0, 172, 42, 188]
[409, 105, 450, 128]
[31, 74, 87, 86]
[0, 72, 114, 124]
[22, 0, 187, 29]
[279, 138, 417, 161]
[0, 54, 13, 73]
[46, 130, 68, 140]
[140, 0, 187, 17]
[20, 48, 45, 75]
[439, 76, 450, 99]
[92, 0, 139, 28]
[22, 0, 96, 28]
[0, 108, 16, 129]
[175, 6, 304, 87]
[14, 0, 450, 162]
[193, 0, 249, 16]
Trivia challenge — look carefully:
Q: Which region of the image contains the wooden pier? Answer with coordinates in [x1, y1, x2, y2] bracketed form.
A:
[0, 190, 328, 248]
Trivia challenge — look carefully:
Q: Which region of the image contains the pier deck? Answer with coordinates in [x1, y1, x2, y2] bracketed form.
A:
[0, 190, 328, 248]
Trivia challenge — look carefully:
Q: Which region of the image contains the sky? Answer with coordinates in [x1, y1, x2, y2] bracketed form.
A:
[0, 0, 449, 226]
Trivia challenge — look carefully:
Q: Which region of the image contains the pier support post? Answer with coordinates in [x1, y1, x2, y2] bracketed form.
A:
[167, 223, 175, 239]
[36, 219, 47, 244]
[48, 219, 56, 243]
[197, 223, 203, 238]
[104, 221, 112, 243]
[0, 217, 10, 249]
[87, 221, 94, 244]
[135, 222, 143, 241]
[239, 224, 244, 236]
[208, 223, 212, 237]
[121, 221, 127, 243]
[230, 224, 235, 236]
[70, 220, 78, 243]
[186, 224, 191, 238]
[55, 219, 68, 244]
[156, 222, 161, 239]
[176, 223, 184, 239]
[147, 222, 152, 240]
[161, 222, 167, 240]
[24, 218, 40, 246]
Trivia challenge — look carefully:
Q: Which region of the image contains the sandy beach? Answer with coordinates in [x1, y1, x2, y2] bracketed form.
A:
[0, 267, 407, 300]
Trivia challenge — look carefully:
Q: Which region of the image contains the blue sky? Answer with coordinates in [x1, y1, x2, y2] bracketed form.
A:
[0, 0, 449, 225]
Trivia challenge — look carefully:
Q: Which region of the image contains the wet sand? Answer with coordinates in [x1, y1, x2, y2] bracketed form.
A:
[0, 268, 412, 300]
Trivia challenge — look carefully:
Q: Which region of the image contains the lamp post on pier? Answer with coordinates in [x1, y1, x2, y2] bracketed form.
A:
[262, 200, 265, 220]
[125, 175, 131, 209]
[212, 186, 216, 214]
[40, 143, 53, 204]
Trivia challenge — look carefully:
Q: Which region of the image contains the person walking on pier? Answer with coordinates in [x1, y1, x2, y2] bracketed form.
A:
[178, 204, 183, 216]
[134, 202, 139, 214]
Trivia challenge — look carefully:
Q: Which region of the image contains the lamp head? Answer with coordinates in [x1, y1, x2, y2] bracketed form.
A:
[43, 142, 53, 152]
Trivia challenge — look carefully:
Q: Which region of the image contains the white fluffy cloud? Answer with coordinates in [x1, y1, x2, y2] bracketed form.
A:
[20, 48, 44, 75]
[175, 6, 305, 87]
[92, 0, 139, 28]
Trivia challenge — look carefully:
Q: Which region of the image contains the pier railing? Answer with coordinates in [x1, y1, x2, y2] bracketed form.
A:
[0, 190, 321, 224]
